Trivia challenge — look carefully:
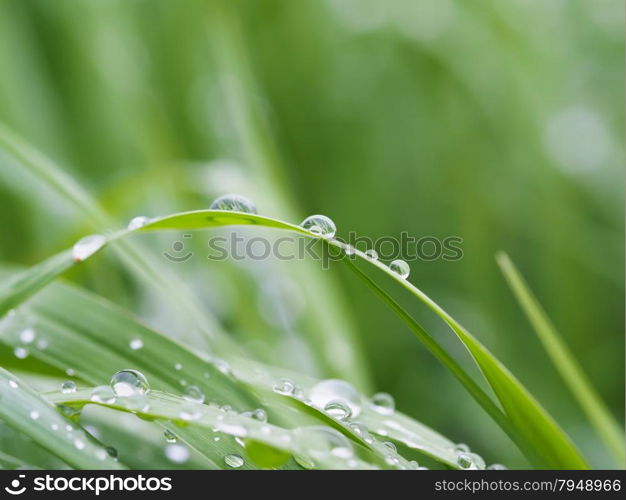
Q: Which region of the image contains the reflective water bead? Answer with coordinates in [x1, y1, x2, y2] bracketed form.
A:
[8, 380, 18, 389]
[382, 441, 396, 452]
[30, 410, 39, 420]
[344, 244, 356, 256]
[224, 454, 244, 468]
[164, 429, 177, 443]
[209, 194, 257, 214]
[323, 400, 352, 420]
[165, 444, 189, 463]
[74, 439, 85, 450]
[19, 328, 36, 344]
[454, 443, 470, 453]
[183, 385, 205, 404]
[389, 259, 410, 279]
[242, 408, 267, 423]
[129, 338, 143, 350]
[365, 249, 379, 260]
[300, 215, 336, 239]
[72, 234, 107, 262]
[61, 381, 77, 394]
[309, 379, 362, 418]
[127, 216, 150, 230]
[370, 392, 395, 415]
[273, 378, 295, 395]
[106, 446, 118, 460]
[487, 463, 507, 470]
[457, 452, 485, 470]
[110, 369, 149, 397]
[14, 347, 28, 359]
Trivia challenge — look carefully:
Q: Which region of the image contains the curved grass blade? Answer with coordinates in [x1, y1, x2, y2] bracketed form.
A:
[497, 252, 625, 466]
[0, 367, 124, 469]
[0, 209, 589, 468]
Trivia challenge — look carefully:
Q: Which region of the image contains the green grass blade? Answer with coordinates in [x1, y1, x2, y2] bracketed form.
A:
[0, 367, 124, 469]
[497, 251, 625, 466]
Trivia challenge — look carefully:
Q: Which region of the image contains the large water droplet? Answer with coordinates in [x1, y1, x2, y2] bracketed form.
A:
[209, 194, 257, 214]
[309, 379, 362, 418]
[324, 400, 352, 420]
[300, 215, 336, 239]
[224, 454, 244, 468]
[127, 216, 150, 230]
[389, 259, 410, 279]
[110, 369, 149, 397]
[61, 381, 77, 394]
[183, 385, 205, 404]
[273, 378, 295, 396]
[370, 392, 395, 415]
[72, 234, 107, 263]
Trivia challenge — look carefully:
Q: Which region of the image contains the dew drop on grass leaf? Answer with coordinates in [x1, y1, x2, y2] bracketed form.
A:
[383, 441, 396, 452]
[72, 234, 107, 262]
[14, 347, 28, 359]
[224, 454, 244, 468]
[8, 380, 18, 389]
[344, 244, 356, 256]
[127, 216, 150, 230]
[179, 403, 202, 421]
[323, 400, 352, 420]
[389, 259, 410, 279]
[74, 439, 85, 450]
[164, 429, 177, 443]
[19, 327, 36, 344]
[29, 410, 39, 420]
[110, 369, 149, 397]
[242, 408, 267, 423]
[365, 249, 379, 260]
[61, 380, 77, 394]
[165, 444, 189, 463]
[209, 194, 257, 214]
[370, 392, 395, 415]
[273, 378, 295, 395]
[456, 452, 485, 470]
[300, 215, 336, 239]
[106, 446, 119, 460]
[454, 443, 470, 453]
[296, 426, 353, 463]
[91, 386, 116, 403]
[183, 385, 205, 404]
[309, 379, 362, 418]
[129, 338, 143, 350]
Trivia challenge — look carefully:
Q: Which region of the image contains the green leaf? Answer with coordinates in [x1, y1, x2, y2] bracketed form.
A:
[497, 252, 625, 466]
[0, 367, 124, 469]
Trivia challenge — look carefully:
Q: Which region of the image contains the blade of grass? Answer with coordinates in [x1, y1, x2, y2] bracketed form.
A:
[0, 367, 124, 469]
[496, 251, 625, 466]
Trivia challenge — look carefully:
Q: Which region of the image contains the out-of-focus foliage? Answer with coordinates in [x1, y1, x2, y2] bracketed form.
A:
[0, 0, 622, 468]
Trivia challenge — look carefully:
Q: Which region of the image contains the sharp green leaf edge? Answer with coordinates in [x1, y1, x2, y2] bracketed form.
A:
[0, 209, 589, 468]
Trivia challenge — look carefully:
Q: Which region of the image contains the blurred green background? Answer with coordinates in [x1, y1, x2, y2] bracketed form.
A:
[0, 0, 623, 468]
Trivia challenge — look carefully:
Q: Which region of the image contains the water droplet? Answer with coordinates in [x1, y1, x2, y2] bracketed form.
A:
[183, 385, 205, 404]
[370, 392, 395, 415]
[106, 446, 118, 460]
[129, 338, 143, 350]
[90, 386, 116, 404]
[389, 259, 410, 279]
[324, 400, 352, 420]
[300, 215, 336, 239]
[19, 328, 36, 344]
[165, 444, 189, 463]
[14, 347, 28, 359]
[242, 408, 267, 423]
[487, 463, 507, 470]
[72, 234, 107, 263]
[110, 369, 149, 397]
[273, 378, 295, 395]
[454, 443, 470, 453]
[61, 381, 77, 394]
[51, 424, 59, 431]
[8, 380, 18, 389]
[365, 249, 379, 260]
[29, 410, 40, 420]
[65, 368, 75, 376]
[74, 439, 86, 450]
[224, 454, 244, 468]
[309, 379, 362, 418]
[213, 359, 230, 374]
[348, 422, 372, 443]
[344, 244, 356, 256]
[124, 395, 150, 412]
[382, 441, 396, 452]
[209, 194, 257, 214]
[296, 426, 353, 463]
[174, 363, 183, 371]
[127, 216, 150, 230]
[164, 429, 177, 443]
[456, 452, 485, 470]
[59, 405, 82, 418]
